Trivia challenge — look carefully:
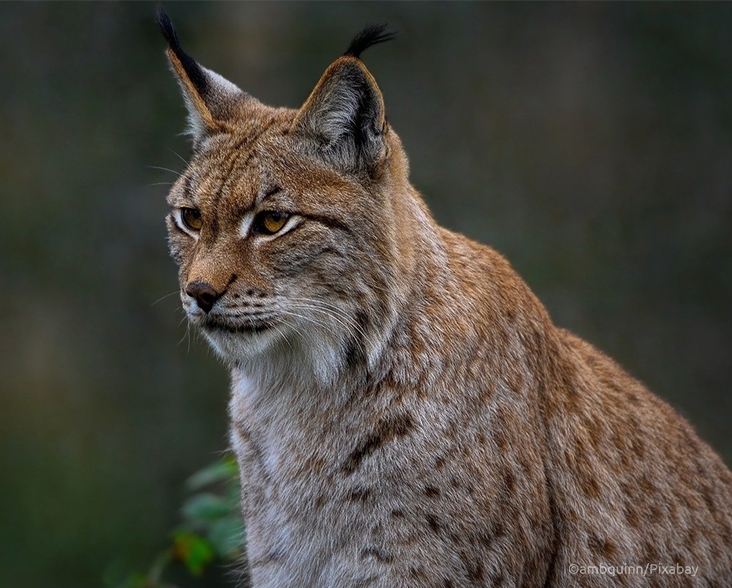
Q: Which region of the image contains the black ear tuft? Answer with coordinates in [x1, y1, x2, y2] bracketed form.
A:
[344, 24, 396, 59]
[156, 7, 178, 50]
[156, 7, 208, 95]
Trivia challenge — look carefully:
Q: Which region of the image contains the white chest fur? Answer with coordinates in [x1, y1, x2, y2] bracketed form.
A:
[228, 367, 403, 588]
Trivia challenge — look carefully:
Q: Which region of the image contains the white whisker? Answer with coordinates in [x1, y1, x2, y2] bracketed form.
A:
[148, 165, 182, 176]
[272, 324, 294, 353]
[288, 298, 369, 340]
[170, 149, 190, 166]
[151, 290, 181, 307]
[281, 307, 368, 358]
[178, 320, 190, 347]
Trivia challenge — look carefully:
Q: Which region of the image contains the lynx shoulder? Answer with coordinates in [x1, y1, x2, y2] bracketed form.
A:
[158, 11, 732, 587]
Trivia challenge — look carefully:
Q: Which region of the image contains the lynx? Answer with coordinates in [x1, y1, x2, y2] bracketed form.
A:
[158, 10, 732, 588]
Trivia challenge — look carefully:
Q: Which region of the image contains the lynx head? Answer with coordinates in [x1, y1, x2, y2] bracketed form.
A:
[159, 11, 424, 385]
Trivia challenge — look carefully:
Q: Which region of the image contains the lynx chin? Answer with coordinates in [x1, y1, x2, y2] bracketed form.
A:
[157, 10, 732, 588]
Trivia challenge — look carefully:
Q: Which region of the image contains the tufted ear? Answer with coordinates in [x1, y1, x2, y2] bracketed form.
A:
[157, 8, 248, 146]
[292, 25, 395, 175]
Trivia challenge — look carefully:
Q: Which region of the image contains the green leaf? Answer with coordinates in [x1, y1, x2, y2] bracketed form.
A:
[182, 493, 231, 524]
[207, 516, 245, 560]
[186, 456, 238, 490]
[172, 530, 215, 576]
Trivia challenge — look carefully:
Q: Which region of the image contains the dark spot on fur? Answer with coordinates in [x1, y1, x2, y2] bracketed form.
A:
[409, 566, 427, 580]
[493, 428, 507, 451]
[588, 535, 617, 559]
[643, 541, 659, 561]
[587, 418, 602, 450]
[506, 369, 524, 394]
[424, 486, 440, 498]
[578, 469, 601, 499]
[639, 475, 655, 495]
[565, 387, 582, 413]
[391, 509, 405, 519]
[477, 531, 494, 549]
[349, 488, 370, 502]
[624, 503, 641, 528]
[466, 560, 484, 582]
[701, 485, 716, 514]
[343, 413, 414, 474]
[611, 430, 625, 451]
[493, 521, 506, 537]
[722, 528, 732, 548]
[426, 514, 441, 534]
[504, 471, 516, 492]
[649, 503, 662, 523]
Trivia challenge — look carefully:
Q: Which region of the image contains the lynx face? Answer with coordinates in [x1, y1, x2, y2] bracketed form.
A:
[161, 16, 407, 381]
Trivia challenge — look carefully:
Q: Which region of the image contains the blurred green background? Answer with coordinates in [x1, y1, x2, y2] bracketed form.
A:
[1, 2, 731, 586]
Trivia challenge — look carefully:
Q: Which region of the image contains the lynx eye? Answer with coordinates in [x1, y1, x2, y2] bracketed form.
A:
[254, 211, 290, 235]
[180, 207, 202, 231]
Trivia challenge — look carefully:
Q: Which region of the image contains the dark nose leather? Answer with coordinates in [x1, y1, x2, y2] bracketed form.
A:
[185, 280, 222, 313]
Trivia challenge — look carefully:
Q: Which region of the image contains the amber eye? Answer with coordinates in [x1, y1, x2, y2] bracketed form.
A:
[181, 207, 202, 231]
[255, 211, 290, 235]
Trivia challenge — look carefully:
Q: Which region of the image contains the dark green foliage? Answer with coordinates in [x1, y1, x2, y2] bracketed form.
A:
[106, 456, 244, 588]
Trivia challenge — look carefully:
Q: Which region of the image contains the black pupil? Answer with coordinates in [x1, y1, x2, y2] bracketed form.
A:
[185, 209, 200, 223]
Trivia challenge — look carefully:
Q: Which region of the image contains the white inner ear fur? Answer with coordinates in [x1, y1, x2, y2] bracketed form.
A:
[205, 67, 242, 96]
[180, 92, 207, 141]
[180, 64, 243, 142]
[310, 84, 362, 143]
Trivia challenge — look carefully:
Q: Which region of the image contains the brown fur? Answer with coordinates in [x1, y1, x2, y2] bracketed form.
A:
[159, 17, 732, 588]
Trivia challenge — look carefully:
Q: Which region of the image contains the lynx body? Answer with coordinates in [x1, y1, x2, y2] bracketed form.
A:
[159, 13, 732, 587]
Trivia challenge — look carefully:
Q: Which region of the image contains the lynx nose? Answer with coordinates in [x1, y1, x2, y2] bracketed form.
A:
[185, 280, 222, 313]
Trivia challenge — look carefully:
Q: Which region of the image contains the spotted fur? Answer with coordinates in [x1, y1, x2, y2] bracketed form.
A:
[159, 13, 732, 588]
